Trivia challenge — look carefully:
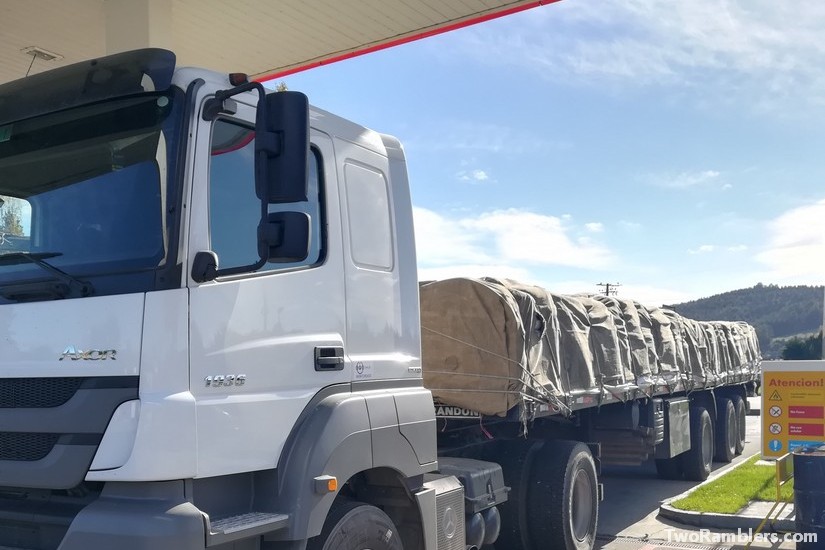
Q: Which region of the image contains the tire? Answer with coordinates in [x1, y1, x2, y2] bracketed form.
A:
[731, 396, 747, 455]
[488, 440, 542, 550]
[714, 398, 736, 463]
[654, 456, 683, 480]
[306, 500, 403, 550]
[682, 406, 714, 481]
[527, 441, 599, 550]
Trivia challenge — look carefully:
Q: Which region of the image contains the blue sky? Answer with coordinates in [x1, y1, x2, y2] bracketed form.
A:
[281, 0, 825, 306]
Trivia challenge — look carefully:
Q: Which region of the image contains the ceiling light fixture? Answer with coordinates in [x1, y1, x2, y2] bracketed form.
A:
[20, 46, 64, 62]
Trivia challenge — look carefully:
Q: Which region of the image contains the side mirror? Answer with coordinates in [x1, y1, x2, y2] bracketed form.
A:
[191, 250, 219, 283]
[257, 212, 310, 263]
[255, 91, 309, 204]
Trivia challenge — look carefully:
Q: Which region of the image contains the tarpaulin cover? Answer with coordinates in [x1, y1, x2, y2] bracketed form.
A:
[421, 277, 761, 417]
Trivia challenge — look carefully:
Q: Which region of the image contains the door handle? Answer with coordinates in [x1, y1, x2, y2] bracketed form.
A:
[315, 346, 345, 371]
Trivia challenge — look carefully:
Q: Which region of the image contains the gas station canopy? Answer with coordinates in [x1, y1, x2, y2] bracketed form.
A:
[0, 0, 554, 85]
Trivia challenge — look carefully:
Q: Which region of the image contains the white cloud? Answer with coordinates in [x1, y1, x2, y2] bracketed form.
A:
[619, 220, 643, 231]
[688, 244, 716, 255]
[472, 169, 489, 181]
[527, 279, 699, 308]
[462, 209, 614, 269]
[412, 207, 488, 266]
[452, 1, 825, 110]
[722, 183, 733, 190]
[418, 264, 534, 284]
[457, 169, 490, 183]
[756, 198, 825, 282]
[584, 222, 604, 233]
[413, 207, 614, 276]
[614, 284, 698, 308]
[404, 120, 571, 156]
[688, 243, 749, 255]
[644, 170, 720, 189]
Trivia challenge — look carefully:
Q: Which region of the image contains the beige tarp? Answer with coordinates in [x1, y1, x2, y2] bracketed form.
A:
[421, 277, 762, 417]
[592, 296, 636, 383]
[648, 308, 678, 375]
[419, 277, 532, 416]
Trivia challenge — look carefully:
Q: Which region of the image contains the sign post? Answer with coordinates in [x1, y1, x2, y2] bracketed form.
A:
[761, 360, 825, 459]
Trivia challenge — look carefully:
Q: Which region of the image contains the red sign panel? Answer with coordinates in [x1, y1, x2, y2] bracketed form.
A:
[789, 406, 825, 419]
[789, 423, 825, 437]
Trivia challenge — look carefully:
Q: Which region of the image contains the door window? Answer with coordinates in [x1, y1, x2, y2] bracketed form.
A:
[208, 119, 324, 273]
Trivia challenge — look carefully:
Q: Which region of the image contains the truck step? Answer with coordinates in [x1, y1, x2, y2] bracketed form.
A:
[207, 512, 289, 547]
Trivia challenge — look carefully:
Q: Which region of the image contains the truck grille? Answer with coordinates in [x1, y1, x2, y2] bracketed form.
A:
[0, 432, 60, 461]
[0, 376, 139, 490]
[0, 377, 84, 408]
[436, 485, 465, 550]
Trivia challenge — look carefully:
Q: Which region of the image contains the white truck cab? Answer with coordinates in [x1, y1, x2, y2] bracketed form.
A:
[0, 48, 503, 550]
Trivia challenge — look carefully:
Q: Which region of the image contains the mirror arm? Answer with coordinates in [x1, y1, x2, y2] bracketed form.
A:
[202, 81, 266, 121]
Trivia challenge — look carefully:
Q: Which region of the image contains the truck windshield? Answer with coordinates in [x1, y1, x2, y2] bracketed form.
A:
[0, 90, 183, 302]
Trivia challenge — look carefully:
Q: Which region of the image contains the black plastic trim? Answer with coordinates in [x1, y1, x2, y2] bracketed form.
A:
[154, 78, 205, 291]
[0, 376, 138, 489]
[0, 444, 98, 489]
[47, 481, 204, 549]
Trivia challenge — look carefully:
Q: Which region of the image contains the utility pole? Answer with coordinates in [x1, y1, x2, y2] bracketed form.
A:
[597, 282, 621, 296]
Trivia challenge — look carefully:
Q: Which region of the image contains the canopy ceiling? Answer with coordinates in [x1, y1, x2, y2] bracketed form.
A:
[0, 0, 555, 85]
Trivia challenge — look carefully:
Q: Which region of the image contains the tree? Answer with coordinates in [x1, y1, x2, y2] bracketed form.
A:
[781, 331, 823, 360]
[0, 196, 24, 236]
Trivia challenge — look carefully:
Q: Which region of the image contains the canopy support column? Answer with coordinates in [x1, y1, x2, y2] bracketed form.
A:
[104, 0, 174, 54]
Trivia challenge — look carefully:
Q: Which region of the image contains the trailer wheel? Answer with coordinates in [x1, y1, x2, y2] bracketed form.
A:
[488, 440, 541, 550]
[306, 500, 402, 550]
[714, 398, 736, 463]
[682, 406, 713, 481]
[731, 396, 747, 455]
[527, 441, 599, 550]
[654, 456, 683, 480]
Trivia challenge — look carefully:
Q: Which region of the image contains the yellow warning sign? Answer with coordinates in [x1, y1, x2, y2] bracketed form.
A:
[761, 361, 825, 459]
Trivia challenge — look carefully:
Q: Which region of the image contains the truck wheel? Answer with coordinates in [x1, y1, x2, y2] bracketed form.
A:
[489, 440, 542, 550]
[654, 456, 683, 480]
[682, 407, 713, 481]
[731, 396, 747, 455]
[306, 500, 402, 550]
[714, 398, 736, 463]
[527, 441, 599, 550]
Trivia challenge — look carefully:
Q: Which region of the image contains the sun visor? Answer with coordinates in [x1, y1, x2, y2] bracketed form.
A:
[0, 48, 175, 126]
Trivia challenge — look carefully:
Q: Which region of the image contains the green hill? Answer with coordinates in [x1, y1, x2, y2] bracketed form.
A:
[666, 283, 824, 358]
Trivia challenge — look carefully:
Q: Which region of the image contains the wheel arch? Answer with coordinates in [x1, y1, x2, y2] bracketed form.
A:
[689, 390, 717, 423]
[272, 383, 437, 542]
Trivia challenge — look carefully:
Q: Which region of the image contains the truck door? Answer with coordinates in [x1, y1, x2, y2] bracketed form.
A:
[187, 98, 348, 478]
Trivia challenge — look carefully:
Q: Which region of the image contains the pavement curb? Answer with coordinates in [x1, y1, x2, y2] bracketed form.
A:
[657, 453, 796, 533]
[659, 502, 795, 533]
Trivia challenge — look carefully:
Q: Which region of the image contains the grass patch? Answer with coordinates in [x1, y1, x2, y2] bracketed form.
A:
[671, 455, 794, 514]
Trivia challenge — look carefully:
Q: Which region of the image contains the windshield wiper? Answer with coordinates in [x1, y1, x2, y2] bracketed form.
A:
[0, 252, 94, 301]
